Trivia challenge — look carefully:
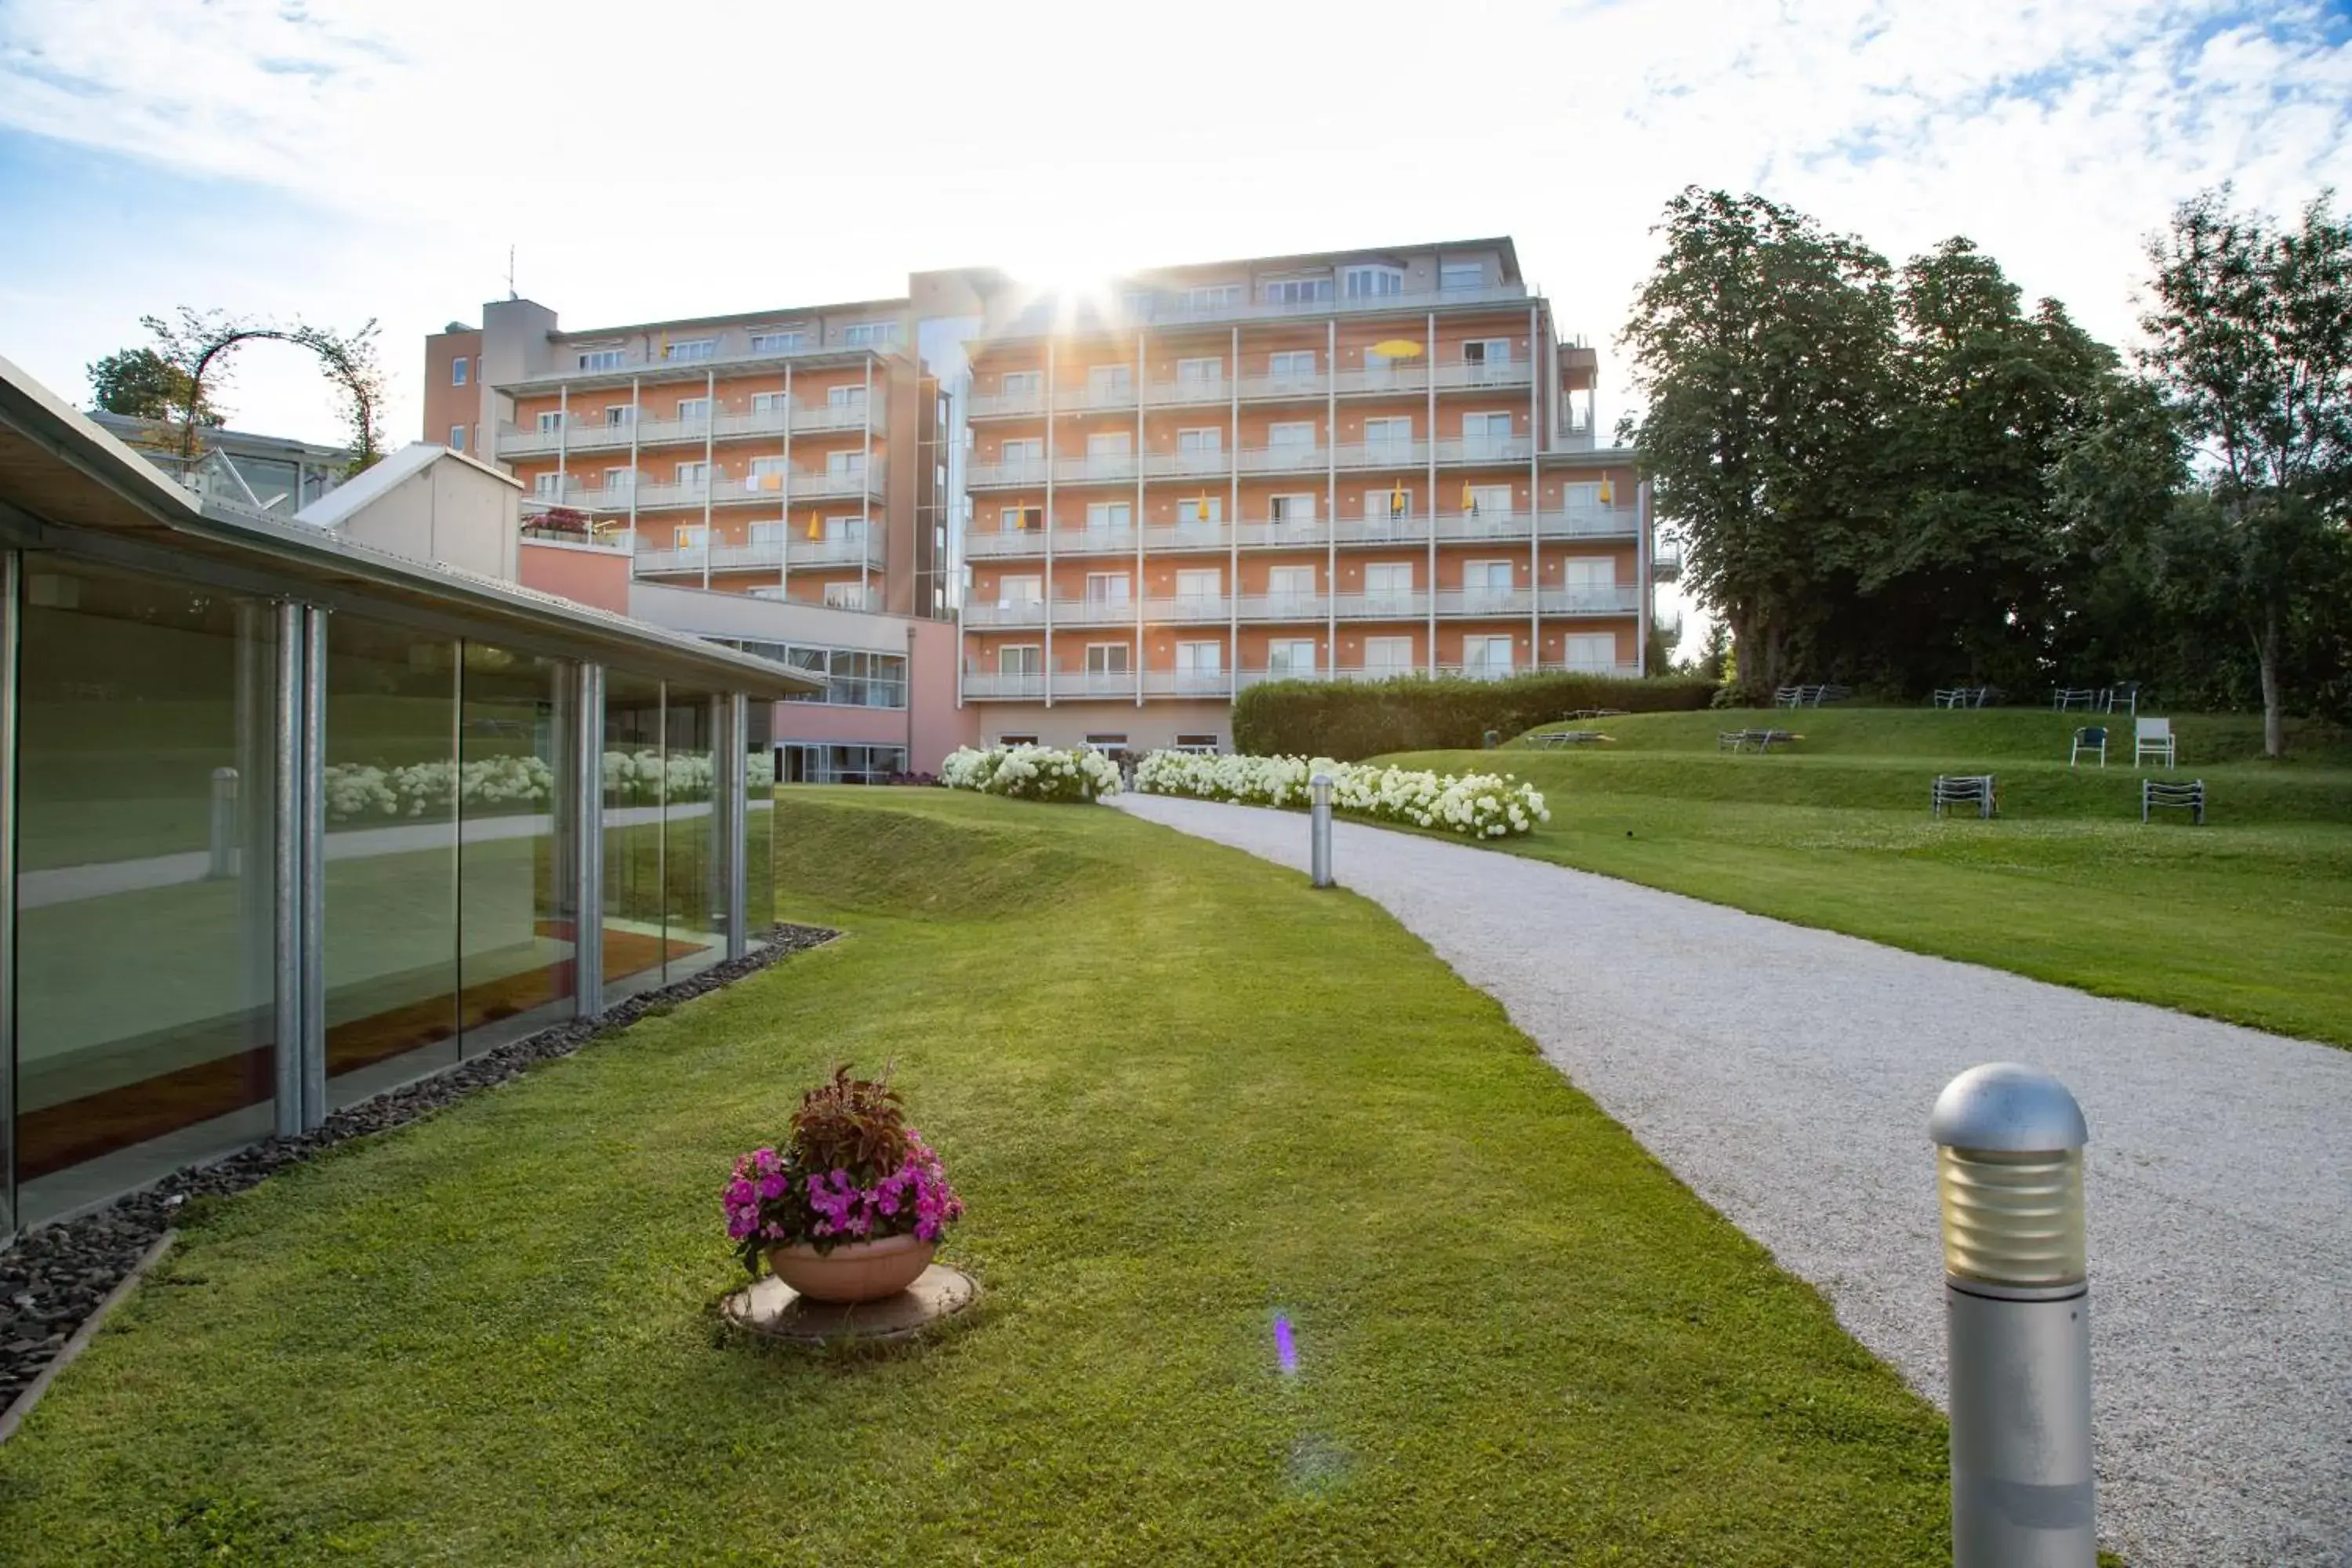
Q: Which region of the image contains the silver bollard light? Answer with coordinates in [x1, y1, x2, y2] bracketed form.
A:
[1929, 1063, 2095, 1568]
[1308, 771, 1334, 889]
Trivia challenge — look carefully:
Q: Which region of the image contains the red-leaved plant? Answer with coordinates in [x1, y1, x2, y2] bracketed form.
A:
[724, 1066, 963, 1276]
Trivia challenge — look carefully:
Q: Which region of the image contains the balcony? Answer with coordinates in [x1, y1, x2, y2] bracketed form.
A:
[962, 596, 1142, 630]
[495, 397, 880, 459]
[499, 337, 894, 393]
[1142, 449, 1235, 481]
[1330, 591, 1430, 621]
[962, 670, 1048, 700]
[1433, 589, 1534, 617]
[1652, 539, 1684, 580]
[1235, 444, 1329, 476]
[1539, 586, 1641, 616]
[1539, 660, 1642, 677]
[629, 526, 884, 578]
[1054, 670, 1141, 699]
[1433, 663, 1534, 682]
[989, 281, 1535, 339]
[1434, 436, 1534, 466]
[1054, 452, 1140, 486]
[527, 460, 885, 514]
[966, 456, 1051, 491]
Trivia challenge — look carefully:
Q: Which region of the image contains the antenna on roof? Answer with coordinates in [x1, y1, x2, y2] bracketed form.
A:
[506, 245, 517, 301]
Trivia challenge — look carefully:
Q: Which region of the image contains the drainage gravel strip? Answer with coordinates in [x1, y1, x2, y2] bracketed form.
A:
[0, 922, 837, 1425]
[1114, 793, 2352, 1568]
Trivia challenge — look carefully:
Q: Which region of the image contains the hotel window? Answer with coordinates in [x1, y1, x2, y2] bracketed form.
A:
[841, 321, 901, 347]
[750, 330, 806, 354]
[1087, 365, 1134, 399]
[1176, 641, 1224, 674]
[752, 392, 788, 414]
[677, 397, 712, 423]
[996, 731, 1040, 746]
[1464, 635, 1515, 674]
[1174, 733, 1221, 752]
[1369, 486, 1415, 522]
[997, 646, 1042, 676]
[1001, 369, 1043, 396]
[1177, 495, 1222, 525]
[1565, 632, 1617, 672]
[748, 456, 788, 493]
[1464, 483, 1512, 518]
[1363, 561, 1414, 602]
[1561, 481, 1602, 510]
[1268, 638, 1317, 675]
[1002, 504, 1043, 532]
[1083, 734, 1131, 757]
[751, 521, 784, 547]
[448, 424, 466, 451]
[1174, 568, 1221, 604]
[1268, 350, 1316, 381]
[451, 356, 469, 387]
[576, 348, 625, 372]
[825, 514, 860, 540]
[604, 466, 637, 495]
[1176, 356, 1222, 388]
[1363, 343, 1410, 380]
[664, 338, 717, 362]
[675, 524, 708, 549]
[1085, 430, 1131, 457]
[1462, 338, 1512, 369]
[532, 472, 563, 499]
[1083, 571, 1131, 605]
[1000, 437, 1044, 465]
[826, 450, 866, 476]
[1269, 492, 1316, 524]
[1364, 416, 1414, 455]
[828, 383, 867, 408]
[1364, 634, 1414, 671]
[1267, 566, 1316, 609]
[1463, 412, 1514, 452]
[1341, 264, 1404, 299]
[1564, 557, 1617, 597]
[1440, 263, 1485, 292]
[1120, 289, 1155, 320]
[1085, 644, 1132, 673]
[1466, 560, 1515, 597]
[1183, 285, 1242, 311]
[1000, 575, 1044, 606]
[1268, 422, 1316, 452]
[536, 411, 565, 433]
[605, 405, 635, 426]
[676, 460, 710, 488]
[1085, 500, 1131, 531]
[1261, 277, 1332, 306]
[1177, 427, 1223, 455]
[822, 583, 865, 608]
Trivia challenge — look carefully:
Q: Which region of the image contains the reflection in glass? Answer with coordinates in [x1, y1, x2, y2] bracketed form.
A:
[323, 615, 460, 1107]
[662, 689, 722, 981]
[13, 561, 277, 1222]
[458, 645, 577, 1056]
[602, 672, 670, 1000]
[745, 700, 775, 936]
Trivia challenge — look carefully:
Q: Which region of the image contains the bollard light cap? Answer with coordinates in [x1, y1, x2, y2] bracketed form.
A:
[1929, 1063, 2088, 1152]
[1310, 771, 1333, 787]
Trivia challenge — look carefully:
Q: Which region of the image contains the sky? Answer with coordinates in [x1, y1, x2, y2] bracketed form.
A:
[2, 0, 2348, 456]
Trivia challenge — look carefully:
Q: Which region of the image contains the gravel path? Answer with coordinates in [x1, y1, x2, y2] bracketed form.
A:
[1115, 794, 2352, 1568]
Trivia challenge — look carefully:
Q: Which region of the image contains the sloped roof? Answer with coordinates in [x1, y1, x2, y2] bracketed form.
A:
[295, 441, 518, 529]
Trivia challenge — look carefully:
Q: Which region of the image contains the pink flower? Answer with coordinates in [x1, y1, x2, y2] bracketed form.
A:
[724, 1179, 755, 1207]
[757, 1173, 786, 1200]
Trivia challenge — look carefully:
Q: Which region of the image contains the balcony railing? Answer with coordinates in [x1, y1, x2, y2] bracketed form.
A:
[629, 527, 884, 577]
[954, 657, 1645, 700]
[1433, 589, 1534, 617]
[496, 397, 880, 458]
[525, 461, 885, 514]
[989, 281, 1534, 339]
[1539, 660, 1642, 677]
[1652, 540, 1684, 579]
[1539, 586, 1641, 615]
[962, 670, 1047, 699]
[499, 337, 894, 392]
[960, 506, 1637, 561]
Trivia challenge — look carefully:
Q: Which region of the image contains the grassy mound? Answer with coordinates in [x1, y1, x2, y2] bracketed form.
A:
[0, 788, 1955, 1565]
[1380, 709, 2352, 1046]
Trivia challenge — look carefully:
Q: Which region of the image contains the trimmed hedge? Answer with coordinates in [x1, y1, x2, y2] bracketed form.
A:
[1231, 673, 1716, 760]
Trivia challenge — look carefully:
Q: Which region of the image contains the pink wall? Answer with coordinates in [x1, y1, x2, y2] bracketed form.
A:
[518, 540, 632, 615]
[907, 618, 978, 771]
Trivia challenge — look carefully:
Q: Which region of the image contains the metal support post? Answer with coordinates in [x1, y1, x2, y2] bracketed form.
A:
[298, 607, 328, 1131]
[724, 692, 749, 961]
[574, 662, 604, 1018]
[702, 369, 717, 590]
[1931, 1063, 2096, 1568]
[206, 767, 240, 878]
[0, 551, 20, 1235]
[1309, 771, 1334, 889]
[270, 601, 305, 1138]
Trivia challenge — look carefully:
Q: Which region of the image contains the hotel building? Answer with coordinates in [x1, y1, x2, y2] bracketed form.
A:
[426, 234, 1666, 760]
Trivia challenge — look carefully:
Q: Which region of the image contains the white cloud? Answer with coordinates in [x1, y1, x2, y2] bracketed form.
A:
[2, 0, 2347, 465]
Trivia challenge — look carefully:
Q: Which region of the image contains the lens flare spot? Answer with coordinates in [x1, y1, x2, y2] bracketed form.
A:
[1273, 1312, 1299, 1377]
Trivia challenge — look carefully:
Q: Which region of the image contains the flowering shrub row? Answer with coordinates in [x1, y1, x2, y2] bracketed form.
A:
[324, 750, 768, 823]
[1134, 750, 1548, 838]
[939, 743, 1122, 803]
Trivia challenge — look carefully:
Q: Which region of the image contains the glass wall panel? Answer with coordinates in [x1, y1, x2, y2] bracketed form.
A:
[458, 645, 576, 1057]
[601, 672, 669, 1000]
[323, 615, 460, 1107]
[662, 689, 723, 982]
[745, 700, 775, 936]
[13, 560, 277, 1223]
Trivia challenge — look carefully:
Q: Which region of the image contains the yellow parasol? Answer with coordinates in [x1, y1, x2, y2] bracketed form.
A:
[1370, 339, 1422, 359]
[1389, 479, 1407, 519]
[807, 512, 823, 541]
[1461, 482, 1476, 516]
[1597, 477, 1615, 504]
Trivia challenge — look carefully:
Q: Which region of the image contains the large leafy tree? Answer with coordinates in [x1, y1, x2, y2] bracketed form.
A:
[1867, 240, 2123, 691]
[2138, 188, 2352, 757]
[1618, 188, 1895, 699]
[86, 347, 220, 425]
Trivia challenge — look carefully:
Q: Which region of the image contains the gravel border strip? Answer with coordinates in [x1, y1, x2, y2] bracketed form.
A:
[0, 1229, 175, 1445]
[0, 921, 837, 1421]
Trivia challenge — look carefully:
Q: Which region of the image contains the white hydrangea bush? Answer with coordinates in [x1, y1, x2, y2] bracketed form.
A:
[1134, 750, 1547, 838]
[939, 743, 1122, 804]
[322, 748, 752, 824]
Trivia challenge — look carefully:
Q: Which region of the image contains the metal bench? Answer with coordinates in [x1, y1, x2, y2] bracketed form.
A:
[1773, 684, 1852, 709]
[1562, 708, 1629, 720]
[1535, 730, 1610, 747]
[1719, 728, 1798, 753]
[2142, 779, 2205, 825]
[1933, 774, 1998, 819]
[1933, 685, 1999, 709]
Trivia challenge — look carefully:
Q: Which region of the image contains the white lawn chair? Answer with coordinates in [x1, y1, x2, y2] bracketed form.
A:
[2135, 717, 2176, 768]
[2069, 726, 2107, 768]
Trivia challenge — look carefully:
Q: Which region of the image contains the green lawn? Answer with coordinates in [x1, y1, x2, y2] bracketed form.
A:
[0, 788, 1954, 1566]
[1382, 706, 2352, 1048]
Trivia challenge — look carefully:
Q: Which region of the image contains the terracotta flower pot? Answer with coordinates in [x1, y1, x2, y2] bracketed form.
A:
[767, 1233, 935, 1303]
